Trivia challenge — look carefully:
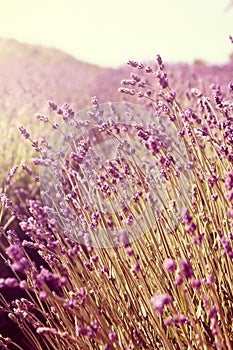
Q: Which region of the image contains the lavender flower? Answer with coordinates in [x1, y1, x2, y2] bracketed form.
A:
[179, 259, 194, 279]
[163, 258, 177, 273]
[151, 294, 172, 315]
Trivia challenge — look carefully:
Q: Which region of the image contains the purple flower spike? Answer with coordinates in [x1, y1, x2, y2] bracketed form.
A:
[108, 331, 117, 341]
[118, 229, 130, 246]
[190, 278, 201, 290]
[181, 208, 193, 225]
[179, 259, 194, 279]
[163, 258, 177, 273]
[225, 172, 233, 191]
[185, 222, 197, 233]
[48, 100, 57, 111]
[4, 277, 18, 288]
[151, 294, 172, 315]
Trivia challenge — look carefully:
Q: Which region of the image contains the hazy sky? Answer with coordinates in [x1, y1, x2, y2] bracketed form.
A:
[0, 0, 232, 67]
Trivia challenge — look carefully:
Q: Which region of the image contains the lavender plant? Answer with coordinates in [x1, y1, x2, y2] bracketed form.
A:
[1, 50, 233, 349]
[0, 40, 103, 190]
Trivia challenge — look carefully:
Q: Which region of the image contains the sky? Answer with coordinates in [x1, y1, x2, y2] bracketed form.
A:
[0, 0, 232, 68]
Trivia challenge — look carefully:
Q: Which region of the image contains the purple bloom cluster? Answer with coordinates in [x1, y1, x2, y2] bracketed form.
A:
[151, 294, 172, 315]
[163, 258, 177, 273]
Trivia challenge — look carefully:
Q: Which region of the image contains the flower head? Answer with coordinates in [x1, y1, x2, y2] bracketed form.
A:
[163, 258, 177, 273]
[151, 294, 172, 315]
[179, 259, 194, 279]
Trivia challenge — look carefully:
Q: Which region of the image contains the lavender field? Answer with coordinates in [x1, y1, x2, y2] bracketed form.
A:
[1, 38, 233, 350]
